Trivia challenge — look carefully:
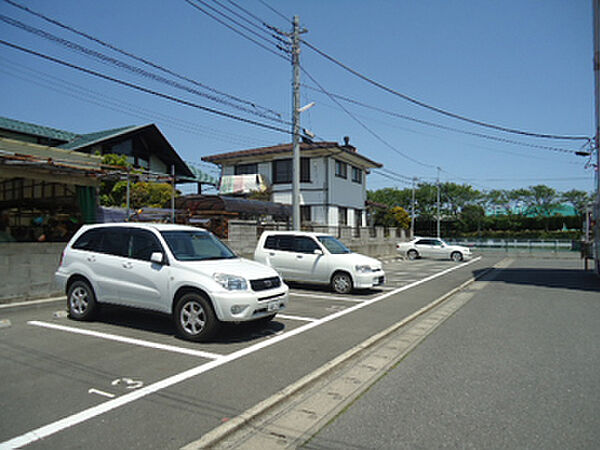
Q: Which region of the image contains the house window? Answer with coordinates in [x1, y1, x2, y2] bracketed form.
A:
[335, 160, 347, 179]
[272, 158, 311, 184]
[355, 209, 362, 228]
[338, 207, 348, 226]
[301, 205, 311, 223]
[234, 163, 258, 175]
[351, 166, 362, 184]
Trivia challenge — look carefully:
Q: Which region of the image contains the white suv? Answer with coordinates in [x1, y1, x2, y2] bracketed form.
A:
[55, 223, 288, 341]
[254, 231, 385, 294]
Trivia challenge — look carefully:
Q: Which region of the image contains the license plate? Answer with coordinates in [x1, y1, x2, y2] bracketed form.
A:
[268, 301, 279, 312]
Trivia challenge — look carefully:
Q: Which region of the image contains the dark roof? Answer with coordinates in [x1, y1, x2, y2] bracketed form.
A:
[0, 116, 77, 142]
[202, 141, 382, 168]
[176, 195, 291, 217]
[58, 125, 140, 150]
[0, 117, 193, 178]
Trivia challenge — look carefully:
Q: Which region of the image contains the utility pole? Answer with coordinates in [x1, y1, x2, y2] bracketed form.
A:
[436, 167, 441, 238]
[171, 165, 175, 224]
[291, 15, 301, 231]
[411, 177, 416, 238]
[593, 0, 600, 274]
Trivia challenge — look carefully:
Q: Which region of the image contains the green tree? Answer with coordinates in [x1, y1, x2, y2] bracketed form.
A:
[561, 189, 590, 215]
[99, 153, 177, 208]
[384, 206, 411, 229]
[484, 189, 512, 215]
[442, 182, 482, 218]
[523, 185, 558, 217]
[99, 154, 131, 206]
[460, 204, 485, 233]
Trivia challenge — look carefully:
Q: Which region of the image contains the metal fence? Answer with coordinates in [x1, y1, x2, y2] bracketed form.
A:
[445, 238, 578, 254]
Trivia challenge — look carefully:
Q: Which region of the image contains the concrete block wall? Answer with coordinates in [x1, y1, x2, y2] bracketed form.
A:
[227, 220, 405, 260]
[0, 243, 65, 303]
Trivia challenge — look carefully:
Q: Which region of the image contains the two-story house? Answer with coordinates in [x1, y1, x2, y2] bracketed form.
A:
[202, 138, 382, 227]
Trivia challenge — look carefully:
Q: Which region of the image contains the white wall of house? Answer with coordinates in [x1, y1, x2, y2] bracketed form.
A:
[221, 155, 370, 227]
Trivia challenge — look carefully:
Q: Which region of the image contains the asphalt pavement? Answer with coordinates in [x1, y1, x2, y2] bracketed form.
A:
[303, 258, 600, 449]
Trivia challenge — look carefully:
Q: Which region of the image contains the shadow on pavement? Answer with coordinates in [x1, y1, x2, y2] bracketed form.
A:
[473, 267, 600, 293]
[95, 304, 286, 344]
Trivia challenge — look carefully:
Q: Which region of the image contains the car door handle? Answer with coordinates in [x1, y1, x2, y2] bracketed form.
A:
[269, 252, 275, 256]
[296, 255, 303, 259]
[86, 256, 96, 262]
[122, 262, 133, 269]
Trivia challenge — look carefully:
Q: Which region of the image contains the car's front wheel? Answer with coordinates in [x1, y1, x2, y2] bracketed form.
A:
[331, 271, 353, 294]
[67, 280, 98, 321]
[451, 251, 463, 262]
[174, 292, 218, 341]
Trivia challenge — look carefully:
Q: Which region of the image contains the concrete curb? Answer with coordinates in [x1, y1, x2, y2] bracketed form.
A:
[182, 261, 503, 449]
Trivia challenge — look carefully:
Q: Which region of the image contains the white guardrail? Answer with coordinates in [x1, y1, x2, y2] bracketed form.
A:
[445, 239, 577, 253]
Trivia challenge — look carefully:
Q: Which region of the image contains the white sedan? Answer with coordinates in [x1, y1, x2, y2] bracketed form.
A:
[397, 237, 472, 262]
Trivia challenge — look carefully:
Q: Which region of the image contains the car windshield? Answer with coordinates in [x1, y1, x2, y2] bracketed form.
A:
[160, 230, 237, 261]
[317, 235, 351, 254]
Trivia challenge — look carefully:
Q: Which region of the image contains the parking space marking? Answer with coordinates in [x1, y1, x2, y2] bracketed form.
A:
[88, 389, 115, 399]
[290, 292, 364, 302]
[0, 296, 65, 309]
[27, 321, 223, 360]
[5, 257, 481, 449]
[276, 314, 318, 322]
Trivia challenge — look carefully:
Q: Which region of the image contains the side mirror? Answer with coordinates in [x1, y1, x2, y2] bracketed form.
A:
[150, 252, 165, 265]
[313, 249, 323, 255]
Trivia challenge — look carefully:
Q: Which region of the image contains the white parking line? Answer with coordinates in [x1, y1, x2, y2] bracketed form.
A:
[276, 314, 318, 322]
[0, 296, 65, 309]
[4, 257, 481, 448]
[290, 292, 364, 302]
[27, 321, 223, 360]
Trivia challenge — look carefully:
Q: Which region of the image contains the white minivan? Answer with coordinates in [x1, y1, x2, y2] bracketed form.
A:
[55, 223, 288, 341]
[254, 231, 385, 294]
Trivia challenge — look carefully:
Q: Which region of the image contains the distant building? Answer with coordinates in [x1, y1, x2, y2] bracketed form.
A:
[202, 138, 382, 227]
[485, 204, 578, 217]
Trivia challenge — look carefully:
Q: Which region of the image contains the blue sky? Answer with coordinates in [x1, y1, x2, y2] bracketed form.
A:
[0, 0, 595, 195]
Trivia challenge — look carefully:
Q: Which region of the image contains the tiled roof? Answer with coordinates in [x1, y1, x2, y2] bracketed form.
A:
[58, 125, 140, 150]
[201, 142, 339, 162]
[201, 141, 382, 168]
[0, 116, 78, 142]
[181, 164, 219, 185]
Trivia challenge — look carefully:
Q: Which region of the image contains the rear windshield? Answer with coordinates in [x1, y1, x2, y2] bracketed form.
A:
[160, 230, 237, 261]
[317, 236, 351, 254]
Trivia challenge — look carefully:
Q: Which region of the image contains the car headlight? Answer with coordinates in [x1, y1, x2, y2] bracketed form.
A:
[213, 273, 248, 291]
[355, 265, 371, 273]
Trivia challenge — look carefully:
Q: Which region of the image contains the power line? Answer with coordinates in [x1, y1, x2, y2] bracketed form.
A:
[0, 58, 272, 148]
[312, 98, 584, 165]
[189, 0, 284, 48]
[2, 0, 282, 118]
[0, 14, 290, 125]
[300, 65, 436, 169]
[379, 167, 414, 181]
[206, 0, 289, 46]
[255, 0, 290, 24]
[183, 0, 290, 61]
[372, 170, 413, 187]
[302, 84, 584, 155]
[301, 39, 591, 142]
[0, 39, 292, 135]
